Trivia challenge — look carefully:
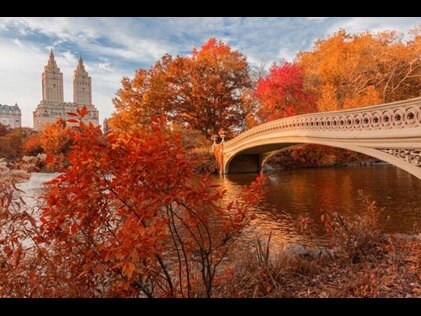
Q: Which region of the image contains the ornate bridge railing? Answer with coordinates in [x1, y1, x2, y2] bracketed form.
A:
[225, 97, 421, 151]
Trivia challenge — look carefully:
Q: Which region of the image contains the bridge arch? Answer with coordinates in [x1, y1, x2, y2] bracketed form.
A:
[224, 140, 421, 179]
[220, 97, 421, 179]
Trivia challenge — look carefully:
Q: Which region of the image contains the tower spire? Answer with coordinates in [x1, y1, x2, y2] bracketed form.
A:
[47, 48, 57, 68]
[42, 49, 63, 103]
[73, 54, 92, 105]
[75, 54, 87, 74]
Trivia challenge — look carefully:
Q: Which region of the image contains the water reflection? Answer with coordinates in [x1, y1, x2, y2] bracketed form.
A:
[216, 165, 421, 250]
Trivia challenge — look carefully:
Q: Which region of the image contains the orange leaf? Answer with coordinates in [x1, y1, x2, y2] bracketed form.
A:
[122, 262, 136, 279]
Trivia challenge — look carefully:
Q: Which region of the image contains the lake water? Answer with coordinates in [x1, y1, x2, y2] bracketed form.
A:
[217, 164, 421, 250]
[22, 165, 421, 251]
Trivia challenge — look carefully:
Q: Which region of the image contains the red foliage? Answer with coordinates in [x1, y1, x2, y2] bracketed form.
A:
[29, 107, 264, 297]
[255, 62, 317, 122]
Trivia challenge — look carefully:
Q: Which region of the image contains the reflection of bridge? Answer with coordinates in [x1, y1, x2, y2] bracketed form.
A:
[214, 97, 421, 179]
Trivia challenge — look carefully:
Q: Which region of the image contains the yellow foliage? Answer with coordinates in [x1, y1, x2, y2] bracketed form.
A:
[298, 27, 421, 111]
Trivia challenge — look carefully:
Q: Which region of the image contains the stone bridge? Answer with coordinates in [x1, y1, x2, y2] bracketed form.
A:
[214, 97, 421, 179]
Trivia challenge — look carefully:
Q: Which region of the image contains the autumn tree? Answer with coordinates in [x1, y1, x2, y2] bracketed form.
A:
[39, 119, 71, 155]
[263, 27, 421, 169]
[7, 108, 263, 298]
[168, 38, 252, 137]
[22, 133, 44, 157]
[375, 27, 421, 102]
[34, 118, 72, 170]
[0, 123, 8, 137]
[110, 38, 252, 138]
[255, 62, 317, 122]
[0, 127, 33, 161]
[298, 27, 421, 111]
[110, 55, 174, 136]
[0, 129, 22, 161]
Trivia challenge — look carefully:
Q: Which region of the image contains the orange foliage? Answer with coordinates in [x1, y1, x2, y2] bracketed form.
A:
[0, 129, 24, 161]
[22, 133, 43, 157]
[265, 27, 421, 169]
[36, 119, 72, 171]
[110, 38, 251, 138]
[38, 119, 71, 155]
[298, 28, 421, 111]
[0, 126, 36, 161]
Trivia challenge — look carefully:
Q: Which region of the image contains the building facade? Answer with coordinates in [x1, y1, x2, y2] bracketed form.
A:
[33, 50, 99, 131]
[0, 103, 21, 128]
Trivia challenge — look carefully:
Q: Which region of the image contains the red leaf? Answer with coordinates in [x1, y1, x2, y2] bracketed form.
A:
[77, 106, 89, 118]
[70, 223, 78, 234]
[95, 264, 105, 274]
[13, 245, 22, 267]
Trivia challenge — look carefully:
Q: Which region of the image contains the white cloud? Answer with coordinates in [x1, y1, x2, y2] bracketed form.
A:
[96, 62, 112, 72]
[0, 38, 46, 127]
[278, 48, 296, 62]
[326, 17, 421, 37]
[0, 17, 175, 65]
[306, 17, 329, 20]
[13, 38, 23, 48]
[1, 17, 420, 129]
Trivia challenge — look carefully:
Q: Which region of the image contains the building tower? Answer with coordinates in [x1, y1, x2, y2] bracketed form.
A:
[42, 49, 64, 103]
[73, 57, 92, 106]
[34, 50, 99, 131]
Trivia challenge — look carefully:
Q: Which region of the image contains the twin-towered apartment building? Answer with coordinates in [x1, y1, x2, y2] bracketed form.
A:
[0, 50, 99, 131]
[33, 50, 99, 131]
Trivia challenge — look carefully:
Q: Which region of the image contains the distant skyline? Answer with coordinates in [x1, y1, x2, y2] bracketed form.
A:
[1, 17, 420, 127]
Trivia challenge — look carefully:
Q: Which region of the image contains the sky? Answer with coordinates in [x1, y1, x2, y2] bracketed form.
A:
[0, 17, 420, 128]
